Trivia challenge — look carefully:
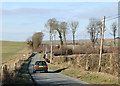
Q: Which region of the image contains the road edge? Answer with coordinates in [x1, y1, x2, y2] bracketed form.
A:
[28, 55, 37, 86]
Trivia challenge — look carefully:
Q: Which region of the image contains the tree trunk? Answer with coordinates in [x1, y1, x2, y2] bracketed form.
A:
[50, 30, 52, 43]
[63, 33, 66, 45]
[114, 36, 116, 46]
[54, 33, 56, 45]
[73, 34, 75, 50]
[92, 42, 95, 48]
[91, 39, 95, 48]
[57, 29, 63, 46]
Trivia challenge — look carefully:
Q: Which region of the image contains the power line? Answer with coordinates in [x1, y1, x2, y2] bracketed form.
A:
[100, 14, 119, 21]
[106, 14, 118, 19]
[105, 26, 112, 35]
[106, 15, 120, 21]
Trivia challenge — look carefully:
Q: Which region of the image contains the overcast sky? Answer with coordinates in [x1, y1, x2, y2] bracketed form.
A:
[1, 2, 118, 41]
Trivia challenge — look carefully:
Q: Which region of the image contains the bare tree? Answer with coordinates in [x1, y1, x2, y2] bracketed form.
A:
[96, 20, 103, 46]
[70, 21, 79, 49]
[110, 22, 117, 46]
[45, 18, 63, 46]
[45, 18, 56, 43]
[60, 22, 68, 45]
[96, 20, 103, 37]
[53, 31, 57, 45]
[45, 19, 55, 63]
[56, 23, 64, 46]
[87, 18, 102, 48]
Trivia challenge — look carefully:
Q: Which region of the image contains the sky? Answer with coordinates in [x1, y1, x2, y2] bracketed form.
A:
[1, 2, 118, 41]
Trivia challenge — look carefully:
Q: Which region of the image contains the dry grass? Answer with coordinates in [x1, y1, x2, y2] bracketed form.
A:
[52, 53, 119, 76]
[2, 56, 33, 85]
[1, 41, 33, 85]
[48, 63, 118, 84]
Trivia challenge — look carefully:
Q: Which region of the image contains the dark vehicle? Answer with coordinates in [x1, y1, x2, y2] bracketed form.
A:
[33, 61, 48, 73]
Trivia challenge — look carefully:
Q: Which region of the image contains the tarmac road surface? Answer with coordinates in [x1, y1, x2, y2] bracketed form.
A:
[28, 53, 90, 86]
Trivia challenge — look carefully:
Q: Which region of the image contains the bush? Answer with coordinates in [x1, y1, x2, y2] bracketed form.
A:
[67, 49, 73, 55]
[54, 45, 70, 55]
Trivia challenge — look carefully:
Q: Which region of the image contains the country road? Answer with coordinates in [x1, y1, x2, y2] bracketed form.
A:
[28, 53, 90, 86]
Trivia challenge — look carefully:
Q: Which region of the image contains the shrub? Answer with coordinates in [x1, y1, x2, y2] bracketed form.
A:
[67, 49, 73, 55]
[54, 45, 70, 55]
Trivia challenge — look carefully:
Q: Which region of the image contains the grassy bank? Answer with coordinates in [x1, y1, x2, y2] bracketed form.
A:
[1, 41, 34, 85]
[2, 54, 34, 85]
[13, 57, 33, 85]
[48, 64, 118, 84]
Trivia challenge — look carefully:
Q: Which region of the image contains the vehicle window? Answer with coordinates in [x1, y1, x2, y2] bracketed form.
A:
[35, 61, 39, 65]
[35, 61, 46, 65]
[41, 61, 46, 65]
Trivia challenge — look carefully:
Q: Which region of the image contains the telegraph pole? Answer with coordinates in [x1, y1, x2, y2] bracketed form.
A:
[45, 45, 48, 53]
[98, 16, 105, 72]
[50, 34, 53, 63]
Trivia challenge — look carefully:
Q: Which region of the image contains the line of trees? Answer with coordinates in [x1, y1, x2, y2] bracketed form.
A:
[87, 18, 117, 47]
[26, 18, 117, 50]
[44, 18, 117, 48]
[70, 21, 79, 49]
[87, 18, 103, 48]
[45, 18, 79, 47]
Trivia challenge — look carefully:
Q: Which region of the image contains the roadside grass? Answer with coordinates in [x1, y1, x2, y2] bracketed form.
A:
[48, 64, 118, 84]
[14, 57, 34, 85]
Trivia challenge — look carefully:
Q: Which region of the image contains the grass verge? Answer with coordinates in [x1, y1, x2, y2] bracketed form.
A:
[48, 64, 118, 84]
[13, 57, 34, 85]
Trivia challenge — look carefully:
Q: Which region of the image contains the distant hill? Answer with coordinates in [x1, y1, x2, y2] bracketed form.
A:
[42, 39, 115, 46]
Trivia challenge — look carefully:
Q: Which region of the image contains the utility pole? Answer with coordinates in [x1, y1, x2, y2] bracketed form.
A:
[50, 34, 53, 63]
[43, 44, 45, 54]
[45, 44, 48, 53]
[98, 16, 105, 72]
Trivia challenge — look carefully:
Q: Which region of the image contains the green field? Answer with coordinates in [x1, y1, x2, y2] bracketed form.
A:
[1, 41, 27, 64]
